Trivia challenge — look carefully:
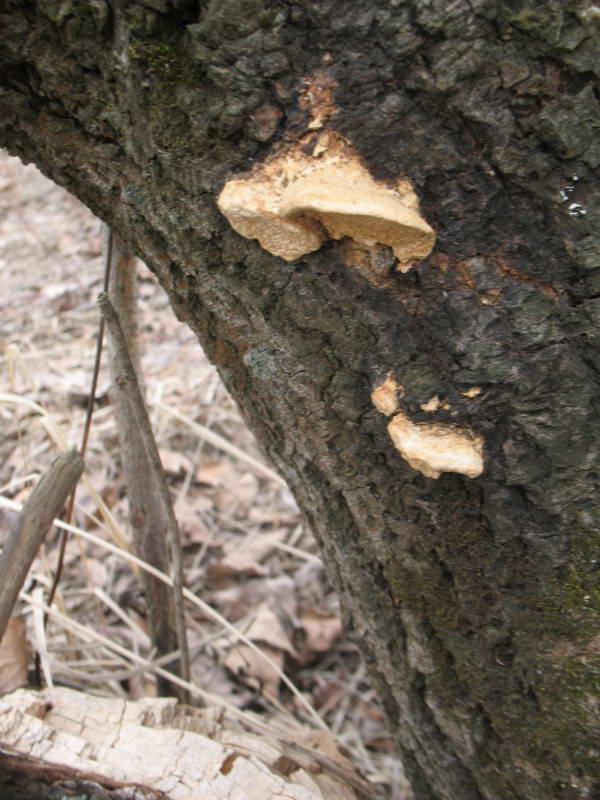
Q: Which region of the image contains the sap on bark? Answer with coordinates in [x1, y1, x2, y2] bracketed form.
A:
[217, 133, 435, 270]
[372, 374, 484, 480]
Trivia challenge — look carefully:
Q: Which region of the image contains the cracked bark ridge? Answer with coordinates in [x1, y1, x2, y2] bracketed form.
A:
[1, 2, 599, 798]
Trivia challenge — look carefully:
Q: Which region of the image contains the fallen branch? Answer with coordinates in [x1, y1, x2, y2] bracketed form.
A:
[0, 451, 84, 643]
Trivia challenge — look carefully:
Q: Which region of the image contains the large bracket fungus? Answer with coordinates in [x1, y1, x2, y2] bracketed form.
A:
[372, 374, 484, 480]
[217, 133, 435, 270]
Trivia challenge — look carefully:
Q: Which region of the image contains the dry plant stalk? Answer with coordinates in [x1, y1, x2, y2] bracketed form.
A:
[0, 451, 84, 642]
[46, 232, 114, 615]
[102, 237, 190, 699]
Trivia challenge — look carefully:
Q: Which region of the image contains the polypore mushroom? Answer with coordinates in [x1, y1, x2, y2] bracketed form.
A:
[279, 160, 435, 269]
[371, 372, 403, 416]
[217, 136, 435, 269]
[386, 412, 484, 479]
[217, 175, 325, 262]
[371, 376, 484, 479]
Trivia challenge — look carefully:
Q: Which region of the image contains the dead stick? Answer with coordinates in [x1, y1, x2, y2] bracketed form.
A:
[0, 451, 84, 642]
[105, 232, 176, 697]
[98, 291, 191, 695]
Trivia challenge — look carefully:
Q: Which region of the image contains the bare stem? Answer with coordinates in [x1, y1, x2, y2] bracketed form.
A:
[46, 229, 113, 613]
[100, 284, 191, 699]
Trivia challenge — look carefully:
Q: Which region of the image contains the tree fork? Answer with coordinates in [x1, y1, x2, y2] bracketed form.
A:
[1, 2, 599, 798]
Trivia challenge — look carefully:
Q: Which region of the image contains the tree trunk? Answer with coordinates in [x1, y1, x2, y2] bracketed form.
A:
[1, 2, 599, 798]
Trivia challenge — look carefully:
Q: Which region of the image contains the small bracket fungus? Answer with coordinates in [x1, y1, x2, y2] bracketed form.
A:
[372, 376, 484, 479]
[217, 133, 435, 270]
[371, 372, 403, 416]
[217, 176, 325, 262]
[420, 395, 445, 412]
[279, 160, 435, 268]
[386, 412, 484, 479]
[460, 386, 482, 398]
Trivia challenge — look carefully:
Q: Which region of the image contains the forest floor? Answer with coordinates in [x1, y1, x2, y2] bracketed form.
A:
[0, 151, 409, 798]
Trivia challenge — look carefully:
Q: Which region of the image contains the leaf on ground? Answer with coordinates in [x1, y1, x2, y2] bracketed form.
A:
[66, 376, 111, 406]
[158, 448, 192, 476]
[85, 558, 108, 588]
[221, 604, 297, 696]
[183, 492, 213, 514]
[312, 680, 342, 711]
[174, 499, 211, 545]
[0, 617, 29, 695]
[242, 604, 297, 657]
[248, 507, 297, 524]
[212, 575, 298, 622]
[224, 643, 284, 697]
[214, 472, 258, 513]
[40, 280, 85, 312]
[298, 729, 358, 770]
[190, 651, 253, 709]
[292, 561, 329, 610]
[210, 531, 286, 578]
[195, 459, 235, 487]
[300, 609, 342, 658]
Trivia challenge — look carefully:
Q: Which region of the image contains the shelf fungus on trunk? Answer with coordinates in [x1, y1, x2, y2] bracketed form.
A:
[217, 133, 435, 271]
[372, 374, 484, 480]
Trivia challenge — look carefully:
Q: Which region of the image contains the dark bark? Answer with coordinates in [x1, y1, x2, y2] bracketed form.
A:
[1, 2, 599, 798]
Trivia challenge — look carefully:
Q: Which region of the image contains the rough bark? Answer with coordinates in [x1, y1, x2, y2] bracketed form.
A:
[1, 2, 599, 798]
